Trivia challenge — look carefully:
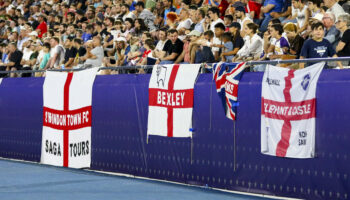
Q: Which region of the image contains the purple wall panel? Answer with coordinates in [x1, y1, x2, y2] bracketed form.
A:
[0, 70, 349, 199]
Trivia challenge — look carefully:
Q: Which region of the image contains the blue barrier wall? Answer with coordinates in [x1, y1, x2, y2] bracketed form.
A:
[0, 71, 349, 200]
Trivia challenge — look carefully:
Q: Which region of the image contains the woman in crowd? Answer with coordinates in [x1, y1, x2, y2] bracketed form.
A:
[234, 23, 263, 61]
[224, 22, 244, 60]
[134, 18, 149, 38]
[335, 14, 350, 66]
[283, 22, 305, 58]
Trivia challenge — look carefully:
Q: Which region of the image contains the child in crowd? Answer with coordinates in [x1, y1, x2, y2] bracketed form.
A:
[221, 32, 234, 62]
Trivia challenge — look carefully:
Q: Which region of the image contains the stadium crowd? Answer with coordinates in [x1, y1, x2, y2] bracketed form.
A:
[0, 0, 349, 77]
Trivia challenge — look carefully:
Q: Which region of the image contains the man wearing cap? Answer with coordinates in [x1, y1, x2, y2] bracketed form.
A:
[235, 6, 252, 35]
[35, 15, 47, 38]
[175, 30, 201, 64]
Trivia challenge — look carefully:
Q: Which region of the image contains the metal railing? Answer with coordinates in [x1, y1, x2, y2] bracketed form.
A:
[1, 57, 350, 75]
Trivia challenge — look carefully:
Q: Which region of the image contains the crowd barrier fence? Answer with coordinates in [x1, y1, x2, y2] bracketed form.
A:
[0, 58, 350, 200]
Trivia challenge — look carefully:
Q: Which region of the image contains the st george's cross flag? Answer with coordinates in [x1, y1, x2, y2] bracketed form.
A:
[213, 62, 246, 120]
[147, 64, 201, 138]
[261, 62, 324, 158]
[41, 68, 98, 168]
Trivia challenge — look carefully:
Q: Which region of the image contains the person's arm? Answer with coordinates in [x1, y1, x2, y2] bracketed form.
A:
[174, 50, 185, 64]
[161, 52, 178, 61]
[190, 45, 198, 64]
[261, 4, 275, 14]
[299, 56, 305, 69]
[49, 53, 58, 68]
[64, 57, 75, 68]
[336, 41, 346, 52]
[333, 54, 343, 69]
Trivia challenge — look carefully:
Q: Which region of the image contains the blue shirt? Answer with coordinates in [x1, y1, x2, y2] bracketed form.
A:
[263, 0, 283, 17]
[224, 41, 234, 61]
[164, 6, 176, 25]
[82, 33, 93, 43]
[300, 38, 336, 66]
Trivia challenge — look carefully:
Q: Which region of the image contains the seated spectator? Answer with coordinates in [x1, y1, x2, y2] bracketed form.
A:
[63, 37, 77, 69]
[135, 1, 156, 32]
[46, 37, 65, 69]
[0, 43, 23, 78]
[299, 21, 343, 69]
[73, 38, 87, 66]
[220, 32, 234, 62]
[82, 25, 94, 43]
[294, 0, 310, 35]
[165, 12, 178, 30]
[208, 7, 224, 36]
[37, 43, 50, 76]
[235, 6, 252, 36]
[175, 30, 201, 64]
[226, 22, 244, 59]
[154, 28, 168, 58]
[156, 29, 184, 64]
[323, 12, 340, 50]
[193, 9, 205, 33]
[224, 15, 234, 31]
[335, 14, 350, 66]
[324, 0, 345, 21]
[260, 0, 283, 33]
[308, 0, 323, 21]
[176, 8, 192, 32]
[268, 24, 290, 60]
[137, 38, 156, 67]
[283, 22, 305, 57]
[212, 23, 226, 62]
[234, 23, 263, 61]
[134, 18, 149, 38]
[81, 36, 104, 68]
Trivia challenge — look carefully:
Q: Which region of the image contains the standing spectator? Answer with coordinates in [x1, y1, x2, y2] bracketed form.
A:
[335, 14, 350, 65]
[299, 21, 343, 69]
[156, 29, 183, 64]
[323, 12, 340, 50]
[324, 0, 345, 21]
[246, 0, 262, 25]
[35, 14, 47, 38]
[270, 0, 292, 22]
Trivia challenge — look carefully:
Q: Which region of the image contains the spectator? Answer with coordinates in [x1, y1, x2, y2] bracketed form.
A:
[81, 36, 104, 68]
[299, 21, 343, 69]
[283, 22, 305, 57]
[176, 8, 192, 32]
[227, 22, 244, 58]
[63, 37, 77, 69]
[134, 18, 149, 37]
[1, 43, 23, 78]
[294, 0, 309, 35]
[163, 0, 176, 25]
[268, 23, 290, 60]
[324, 0, 345, 21]
[193, 9, 205, 33]
[73, 38, 86, 66]
[271, 0, 292, 22]
[308, 0, 323, 21]
[259, 0, 283, 33]
[235, 6, 253, 36]
[323, 12, 340, 50]
[36, 14, 47, 38]
[121, 4, 136, 21]
[135, 1, 156, 32]
[156, 29, 183, 64]
[154, 28, 168, 58]
[212, 23, 225, 62]
[38, 42, 50, 74]
[46, 37, 65, 69]
[220, 32, 234, 62]
[208, 7, 224, 36]
[235, 23, 263, 61]
[335, 14, 350, 65]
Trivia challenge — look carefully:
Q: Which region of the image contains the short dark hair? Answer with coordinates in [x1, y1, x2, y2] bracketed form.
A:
[122, 3, 130, 10]
[189, 5, 198, 10]
[204, 30, 214, 38]
[43, 42, 51, 50]
[73, 38, 83, 45]
[271, 24, 283, 35]
[214, 22, 225, 31]
[159, 27, 167, 35]
[124, 18, 134, 25]
[222, 32, 232, 41]
[311, 21, 324, 30]
[198, 9, 205, 18]
[167, 29, 178, 34]
[270, 18, 281, 25]
[208, 7, 220, 17]
[51, 37, 60, 43]
[224, 15, 233, 22]
[135, 1, 144, 8]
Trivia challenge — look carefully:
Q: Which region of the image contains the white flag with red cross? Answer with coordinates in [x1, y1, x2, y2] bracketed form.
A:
[41, 68, 98, 168]
[261, 62, 324, 158]
[147, 64, 201, 138]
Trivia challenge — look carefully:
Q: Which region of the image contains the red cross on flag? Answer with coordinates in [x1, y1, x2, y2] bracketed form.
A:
[148, 64, 201, 138]
[261, 62, 324, 158]
[41, 68, 98, 168]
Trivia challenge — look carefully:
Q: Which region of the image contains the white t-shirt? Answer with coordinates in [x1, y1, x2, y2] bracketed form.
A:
[22, 48, 33, 68]
[327, 3, 345, 21]
[155, 39, 168, 51]
[237, 16, 252, 31]
[85, 46, 104, 68]
[50, 45, 65, 68]
[210, 18, 224, 36]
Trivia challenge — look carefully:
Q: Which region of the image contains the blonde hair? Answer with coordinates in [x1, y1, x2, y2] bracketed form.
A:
[283, 22, 298, 33]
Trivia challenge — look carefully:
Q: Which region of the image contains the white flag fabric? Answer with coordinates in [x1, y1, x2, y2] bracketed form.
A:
[41, 68, 98, 168]
[147, 64, 200, 138]
[261, 62, 324, 158]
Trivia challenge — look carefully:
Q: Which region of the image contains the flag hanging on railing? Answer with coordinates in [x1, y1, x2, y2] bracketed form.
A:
[41, 68, 98, 168]
[261, 62, 324, 158]
[147, 64, 201, 138]
[213, 62, 246, 120]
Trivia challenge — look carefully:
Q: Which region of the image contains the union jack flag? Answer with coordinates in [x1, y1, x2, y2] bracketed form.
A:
[212, 62, 246, 120]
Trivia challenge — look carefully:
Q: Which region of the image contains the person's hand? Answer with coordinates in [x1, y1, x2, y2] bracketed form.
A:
[263, 31, 270, 40]
[270, 12, 280, 18]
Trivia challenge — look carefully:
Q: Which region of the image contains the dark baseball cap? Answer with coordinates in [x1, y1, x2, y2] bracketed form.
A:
[229, 22, 241, 29]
